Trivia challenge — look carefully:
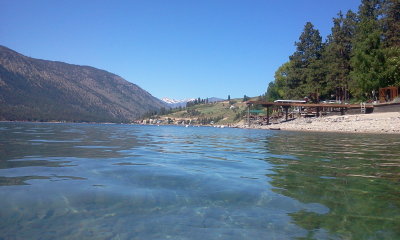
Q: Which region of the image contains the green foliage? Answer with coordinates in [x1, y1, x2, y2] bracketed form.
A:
[323, 10, 357, 100]
[350, 0, 385, 98]
[382, 46, 400, 86]
[380, 0, 400, 87]
[350, 30, 385, 97]
[186, 97, 208, 107]
[185, 108, 201, 117]
[265, 61, 292, 101]
[265, 82, 282, 101]
[267, 0, 400, 102]
[266, 23, 325, 100]
[156, 99, 249, 125]
[381, 0, 400, 47]
[288, 22, 324, 99]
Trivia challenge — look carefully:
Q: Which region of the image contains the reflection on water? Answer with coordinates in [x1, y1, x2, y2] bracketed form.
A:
[0, 122, 399, 240]
[266, 132, 400, 240]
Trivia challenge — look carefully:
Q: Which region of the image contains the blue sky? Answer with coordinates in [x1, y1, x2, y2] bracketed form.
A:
[0, 0, 360, 100]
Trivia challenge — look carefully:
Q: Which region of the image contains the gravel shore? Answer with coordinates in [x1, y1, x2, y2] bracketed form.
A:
[238, 112, 400, 134]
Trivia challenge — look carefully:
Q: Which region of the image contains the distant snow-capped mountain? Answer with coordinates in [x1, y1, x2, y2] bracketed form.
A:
[161, 97, 223, 108]
[161, 97, 195, 108]
[161, 97, 195, 104]
[161, 98, 195, 108]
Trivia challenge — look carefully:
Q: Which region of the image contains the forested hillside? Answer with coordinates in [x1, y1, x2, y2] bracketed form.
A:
[266, 0, 400, 102]
[0, 46, 166, 122]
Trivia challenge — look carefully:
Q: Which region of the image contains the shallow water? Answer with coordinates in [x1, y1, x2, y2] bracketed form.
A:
[0, 122, 399, 240]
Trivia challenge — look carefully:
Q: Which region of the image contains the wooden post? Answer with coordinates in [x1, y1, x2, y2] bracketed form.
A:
[267, 106, 270, 125]
[285, 107, 288, 121]
[316, 107, 320, 117]
[247, 105, 250, 126]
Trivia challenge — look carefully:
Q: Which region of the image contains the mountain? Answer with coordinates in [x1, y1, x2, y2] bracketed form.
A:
[161, 97, 196, 108]
[161, 97, 223, 108]
[0, 46, 166, 122]
[207, 97, 224, 103]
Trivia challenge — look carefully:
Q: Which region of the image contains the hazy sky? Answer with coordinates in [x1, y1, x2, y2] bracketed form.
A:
[0, 0, 360, 100]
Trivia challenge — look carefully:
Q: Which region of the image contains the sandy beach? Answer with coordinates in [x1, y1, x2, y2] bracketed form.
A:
[240, 112, 400, 134]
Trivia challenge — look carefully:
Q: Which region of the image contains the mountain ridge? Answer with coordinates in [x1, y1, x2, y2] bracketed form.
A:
[161, 97, 196, 108]
[0, 45, 166, 122]
[161, 97, 224, 108]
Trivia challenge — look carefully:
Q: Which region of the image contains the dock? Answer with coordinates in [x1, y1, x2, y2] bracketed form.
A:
[246, 101, 374, 125]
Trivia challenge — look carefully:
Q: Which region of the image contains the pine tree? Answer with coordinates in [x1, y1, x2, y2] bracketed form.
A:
[323, 10, 357, 101]
[266, 0, 398, 101]
[288, 22, 324, 99]
[266, 61, 291, 100]
[380, 0, 400, 86]
[350, 0, 385, 98]
[266, 82, 281, 101]
[381, 0, 400, 47]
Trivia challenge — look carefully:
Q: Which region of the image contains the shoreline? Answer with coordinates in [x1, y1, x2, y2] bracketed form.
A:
[2, 111, 400, 134]
[236, 112, 400, 134]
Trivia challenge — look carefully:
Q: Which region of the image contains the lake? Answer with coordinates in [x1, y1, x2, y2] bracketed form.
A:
[0, 122, 399, 240]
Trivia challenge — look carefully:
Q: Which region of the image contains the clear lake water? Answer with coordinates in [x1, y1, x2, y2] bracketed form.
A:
[0, 122, 399, 240]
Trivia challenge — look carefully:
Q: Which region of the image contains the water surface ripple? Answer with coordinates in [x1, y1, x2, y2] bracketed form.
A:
[0, 122, 399, 239]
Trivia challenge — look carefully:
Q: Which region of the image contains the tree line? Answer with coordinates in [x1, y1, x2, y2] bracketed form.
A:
[186, 98, 211, 107]
[266, 0, 399, 102]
